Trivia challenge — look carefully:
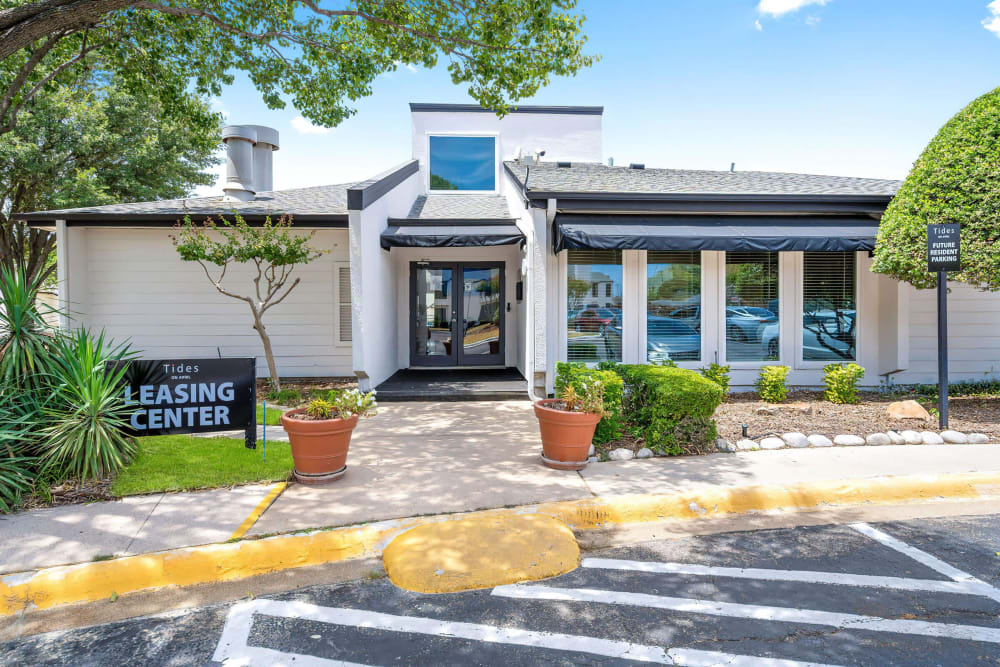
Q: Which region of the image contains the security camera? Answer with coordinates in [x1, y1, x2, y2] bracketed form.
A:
[536, 148, 546, 157]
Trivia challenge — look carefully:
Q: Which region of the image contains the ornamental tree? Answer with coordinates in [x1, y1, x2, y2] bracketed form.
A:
[0, 0, 596, 137]
[172, 214, 325, 391]
[872, 87, 1000, 290]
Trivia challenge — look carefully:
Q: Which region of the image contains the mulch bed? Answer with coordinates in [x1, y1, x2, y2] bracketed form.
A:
[21, 478, 115, 510]
[257, 377, 357, 408]
[714, 390, 1000, 442]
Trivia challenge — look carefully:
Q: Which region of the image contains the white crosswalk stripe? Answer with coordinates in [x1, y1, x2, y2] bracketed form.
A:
[213, 599, 841, 666]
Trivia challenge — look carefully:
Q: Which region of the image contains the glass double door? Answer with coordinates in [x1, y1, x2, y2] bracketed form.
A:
[411, 262, 504, 366]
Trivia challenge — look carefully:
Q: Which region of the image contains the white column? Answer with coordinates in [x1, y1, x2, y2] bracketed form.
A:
[55, 219, 70, 331]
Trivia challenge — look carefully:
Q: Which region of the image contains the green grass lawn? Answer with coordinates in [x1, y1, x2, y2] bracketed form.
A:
[111, 435, 292, 497]
[257, 403, 283, 426]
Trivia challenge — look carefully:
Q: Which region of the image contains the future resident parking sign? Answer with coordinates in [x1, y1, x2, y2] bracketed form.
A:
[114, 358, 257, 447]
[927, 223, 962, 272]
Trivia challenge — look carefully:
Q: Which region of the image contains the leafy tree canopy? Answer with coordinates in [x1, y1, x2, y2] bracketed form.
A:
[0, 0, 597, 136]
[872, 87, 1000, 291]
[0, 70, 222, 283]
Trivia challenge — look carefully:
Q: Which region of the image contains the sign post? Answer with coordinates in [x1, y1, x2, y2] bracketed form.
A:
[927, 223, 961, 430]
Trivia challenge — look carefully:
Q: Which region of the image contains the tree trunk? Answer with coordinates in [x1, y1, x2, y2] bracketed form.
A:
[251, 309, 281, 393]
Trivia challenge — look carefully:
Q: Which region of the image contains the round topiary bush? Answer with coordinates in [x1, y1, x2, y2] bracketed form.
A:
[872, 87, 1000, 291]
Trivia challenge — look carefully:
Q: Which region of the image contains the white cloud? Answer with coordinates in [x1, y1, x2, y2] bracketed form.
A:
[983, 0, 1000, 36]
[805, 15, 821, 27]
[757, 0, 829, 18]
[209, 97, 230, 121]
[754, 18, 763, 31]
[291, 115, 331, 135]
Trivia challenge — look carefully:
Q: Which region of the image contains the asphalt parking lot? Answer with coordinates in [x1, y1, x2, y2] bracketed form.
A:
[4, 512, 1000, 666]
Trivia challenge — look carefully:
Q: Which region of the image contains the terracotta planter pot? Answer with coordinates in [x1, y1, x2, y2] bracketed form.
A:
[533, 399, 601, 471]
[281, 409, 360, 484]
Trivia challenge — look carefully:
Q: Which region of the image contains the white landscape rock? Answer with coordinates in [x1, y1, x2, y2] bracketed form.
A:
[587, 456, 600, 463]
[807, 434, 833, 447]
[969, 433, 990, 444]
[781, 432, 809, 448]
[608, 448, 635, 461]
[736, 439, 760, 451]
[920, 431, 944, 445]
[865, 433, 891, 446]
[588, 444, 596, 457]
[940, 430, 968, 444]
[636, 447, 654, 459]
[760, 437, 786, 450]
[887, 431, 905, 445]
[900, 430, 923, 445]
[716, 439, 737, 453]
[833, 434, 865, 446]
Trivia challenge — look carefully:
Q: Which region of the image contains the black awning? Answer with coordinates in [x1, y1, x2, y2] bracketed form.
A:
[554, 214, 879, 252]
[380, 221, 524, 250]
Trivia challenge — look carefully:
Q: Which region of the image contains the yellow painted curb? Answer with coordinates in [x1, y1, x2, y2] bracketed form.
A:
[3, 470, 999, 616]
[229, 482, 288, 541]
[382, 514, 579, 594]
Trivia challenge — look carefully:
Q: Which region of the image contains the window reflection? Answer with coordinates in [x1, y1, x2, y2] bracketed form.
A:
[428, 136, 496, 191]
[725, 252, 780, 361]
[567, 250, 622, 363]
[647, 251, 701, 362]
[803, 252, 856, 360]
[462, 268, 501, 356]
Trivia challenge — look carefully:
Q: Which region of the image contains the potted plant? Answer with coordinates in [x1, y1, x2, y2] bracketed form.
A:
[281, 389, 377, 483]
[534, 382, 606, 470]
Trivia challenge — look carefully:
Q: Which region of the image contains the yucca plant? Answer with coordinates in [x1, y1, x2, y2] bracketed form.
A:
[0, 381, 44, 513]
[40, 330, 137, 480]
[0, 265, 56, 387]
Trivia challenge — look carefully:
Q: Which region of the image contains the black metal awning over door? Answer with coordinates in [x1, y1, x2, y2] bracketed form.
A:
[553, 214, 879, 253]
[381, 220, 524, 250]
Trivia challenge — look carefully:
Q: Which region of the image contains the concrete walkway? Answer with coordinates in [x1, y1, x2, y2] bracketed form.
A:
[4, 399, 1000, 576]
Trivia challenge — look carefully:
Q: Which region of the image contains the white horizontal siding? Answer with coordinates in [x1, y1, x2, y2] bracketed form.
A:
[80, 228, 353, 378]
[896, 282, 1000, 384]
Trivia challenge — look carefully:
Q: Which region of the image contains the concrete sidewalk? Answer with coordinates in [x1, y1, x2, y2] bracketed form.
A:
[3, 399, 1000, 576]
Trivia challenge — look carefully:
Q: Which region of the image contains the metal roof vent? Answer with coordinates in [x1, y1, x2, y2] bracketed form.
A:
[557, 161, 572, 168]
[629, 163, 645, 169]
[221, 124, 280, 202]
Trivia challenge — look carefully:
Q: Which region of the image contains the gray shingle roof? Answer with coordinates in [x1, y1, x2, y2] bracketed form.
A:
[20, 183, 352, 220]
[405, 194, 512, 220]
[504, 161, 899, 197]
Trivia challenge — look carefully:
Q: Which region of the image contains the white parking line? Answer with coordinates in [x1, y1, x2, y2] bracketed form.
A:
[582, 557, 989, 596]
[212, 599, 842, 666]
[492, 585, 1000, 644]
[850, 522, 1000, 603]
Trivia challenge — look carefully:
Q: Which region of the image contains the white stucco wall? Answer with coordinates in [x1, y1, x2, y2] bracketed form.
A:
[73, 227, 353, 378]
[349, 171, 421, 391]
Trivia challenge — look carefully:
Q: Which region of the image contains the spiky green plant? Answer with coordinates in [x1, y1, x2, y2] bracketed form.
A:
[40, 330, 137, 480]
[0, 265, 56, 387]
[0, 380, 45, 512]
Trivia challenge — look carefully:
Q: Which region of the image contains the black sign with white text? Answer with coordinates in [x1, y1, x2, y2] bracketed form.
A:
[113, 358, 256, 445]
[927, 223, 962, 272]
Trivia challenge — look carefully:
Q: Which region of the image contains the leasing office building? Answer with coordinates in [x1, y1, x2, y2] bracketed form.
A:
[21, 104, 1000, 395]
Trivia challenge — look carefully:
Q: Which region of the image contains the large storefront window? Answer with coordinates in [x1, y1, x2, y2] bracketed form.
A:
[567, 250, 622, 363]
[725, 252, 780, 361]
[647, 251, 701, 363]
[803, 252, 856, 361]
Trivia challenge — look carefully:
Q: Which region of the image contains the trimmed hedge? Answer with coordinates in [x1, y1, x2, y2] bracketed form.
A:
[554, 362, 624, 444]
[617, 364, 723, 456]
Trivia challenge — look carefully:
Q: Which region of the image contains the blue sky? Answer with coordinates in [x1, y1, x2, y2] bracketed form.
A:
[197, 1, 1000, 196]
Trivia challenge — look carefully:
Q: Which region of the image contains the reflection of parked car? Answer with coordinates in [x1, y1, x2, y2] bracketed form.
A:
[725, 306, 776, 342]
[667, 306, 701, 332]
[573, 308, 615, 332]
[646, 317, 701, 362]
[759, 310, 856, 360]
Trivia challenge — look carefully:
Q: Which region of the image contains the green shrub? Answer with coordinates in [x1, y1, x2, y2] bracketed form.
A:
[823, 363, 865, 404]
[555, 362, 624, 444]
[267, 388, 301, 405]
[0, 383, 44, 513]
[0, 266, 55, 387]
[699, 363, 731, 395]
[617, 364, 723, 456]
[40, 330, 138, 479]
[756, 365, 790, 403]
